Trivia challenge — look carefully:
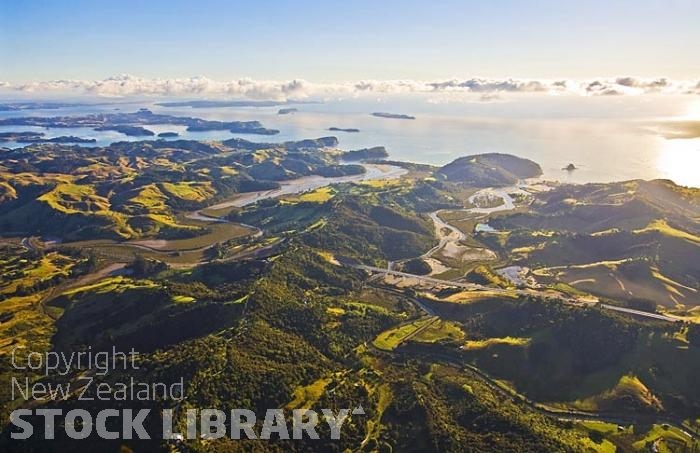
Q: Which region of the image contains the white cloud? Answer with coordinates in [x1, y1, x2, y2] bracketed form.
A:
[426, 78, 549, 93]
[1, 74, 698, 100]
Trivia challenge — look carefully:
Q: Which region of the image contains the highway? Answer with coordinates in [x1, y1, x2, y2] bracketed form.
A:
[355, 264, 583, 303]
[599, 304, 679, 322]
[355, 265, 679, 323]
[356, 265, 484, 290]
[357, 183, 681, 325]
[366, 286, 695, 440]
[404, 349, 698, 440]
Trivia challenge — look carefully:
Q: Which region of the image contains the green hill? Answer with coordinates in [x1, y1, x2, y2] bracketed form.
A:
[436, 153, 543, 186]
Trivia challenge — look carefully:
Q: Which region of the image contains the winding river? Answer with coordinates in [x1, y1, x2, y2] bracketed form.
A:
[423, 184, 523, 263]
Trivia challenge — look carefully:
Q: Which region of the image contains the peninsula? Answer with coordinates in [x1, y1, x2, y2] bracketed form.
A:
[0, 109, 280, 135]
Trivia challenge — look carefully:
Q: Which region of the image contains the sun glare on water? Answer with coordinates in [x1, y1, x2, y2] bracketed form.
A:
[656, 138, 700, 187]
[683, 100, 700, 119]
[655, 99, 700, 188]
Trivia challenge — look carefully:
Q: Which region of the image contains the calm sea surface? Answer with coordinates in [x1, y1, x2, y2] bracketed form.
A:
[1, 95, 698, 187]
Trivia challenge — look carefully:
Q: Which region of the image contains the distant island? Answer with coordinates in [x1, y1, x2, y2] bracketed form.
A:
[0, 102, 92, 111]
[2, 124, 700, 453]
[20, 136, 97, 144]
[0, 132, 96, 143]
[95, 125, 155, 137]
[278, 108, 298, 115]
[157, 131, 180, 138]
[156, 100, 286, 108]
[0, 109, 280, 136]
[329, 127, 360, 133]
[564, 163, 577, 171]
[0, 132, 44, 142]
[372, 112, 416, 120]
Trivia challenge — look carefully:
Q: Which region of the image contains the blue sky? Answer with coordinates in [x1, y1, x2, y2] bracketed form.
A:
[1, 0, 699, 83]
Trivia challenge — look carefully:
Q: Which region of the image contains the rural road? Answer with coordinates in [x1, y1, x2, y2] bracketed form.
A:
[421, 185, 518, 259]
[357, 264, 677, 323]
[384, 181, 679, 324]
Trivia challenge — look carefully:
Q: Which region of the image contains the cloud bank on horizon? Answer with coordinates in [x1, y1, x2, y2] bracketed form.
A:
[1, 74, 699, 100]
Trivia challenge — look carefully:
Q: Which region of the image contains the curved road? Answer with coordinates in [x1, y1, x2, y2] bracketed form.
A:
[410, 349, 698, 440]
[57, 164, 408, 266]
[406, 183, 677, 323]
[364, 286, 696, 440]
[419, 185, 518, 262]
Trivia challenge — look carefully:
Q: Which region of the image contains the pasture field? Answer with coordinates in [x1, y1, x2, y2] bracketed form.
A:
[373, 317, 438, 351]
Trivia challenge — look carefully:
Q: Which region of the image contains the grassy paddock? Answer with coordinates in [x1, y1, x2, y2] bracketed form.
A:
[373, 317, 437, 351]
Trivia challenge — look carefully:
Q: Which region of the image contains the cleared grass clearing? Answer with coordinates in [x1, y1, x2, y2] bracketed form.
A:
[576, 421, 624, 453]
[360, 179, 404, 188]
[144, 213, 180, 228]
[1, 172, 74, 188]
[316, 250, 340, 265]
[662, 306, 700, 323]
[38, 183, 110, 214]
[160, 181, 215, 202]
[550, 260, 699, 307]
[442, 290, 518, 304]
[373, 317, 437, 351]
[634, 219, 700, 244]
[590, 228, 621, 237]
[128, 184, 169, 212]
[1, 252, 74, 294]
[172, 295, 196, 304]
[0, 181, 17, 201]
[579, 420, 625, 435]
[123, 186, 199, 233]
[23, 254, 67, 276]
[299, 187, 335, 202]
[412, 319, 464, 343]
[511, 242, 547, 254]
[282, 186, 335, 203]
[326, 307, 346, 316]
[632, 424, 697, 452]
[38, 183, 135, 238]
[61, 276, 157, 296]
[302, 218, 327, 233]
[219, 166, 239, 176]
[250, 149, 274, 163]
[550, 282, 589, 296]
[286, 377, 333, 410]
[537, 259, 633, 274]
[462, 336, 530, 350]
[354, 288, 410, 312]
[466, 265, 512, 288]
[570, 374, 663, 413]
[579, 436, 617, 453]
[0, 293, 54, 358]
[344, 301, 390, 316]
[362, 382, 392, 448]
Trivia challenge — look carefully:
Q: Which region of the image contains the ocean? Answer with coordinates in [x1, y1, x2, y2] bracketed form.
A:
[1, 94, 698, 187]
